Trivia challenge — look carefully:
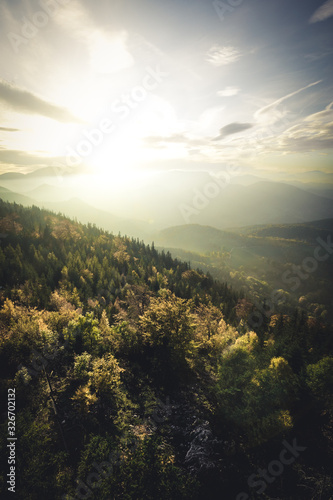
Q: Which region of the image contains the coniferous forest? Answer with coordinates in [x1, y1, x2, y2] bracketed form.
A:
[0, 199, 332, 499]
[1, 0, 333, 498]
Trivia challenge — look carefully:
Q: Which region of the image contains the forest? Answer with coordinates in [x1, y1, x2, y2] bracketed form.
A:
[155, 220, 333, 325]
[0, 199, 332, 499]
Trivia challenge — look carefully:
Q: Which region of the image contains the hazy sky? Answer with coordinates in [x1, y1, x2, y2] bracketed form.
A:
[0, 0, 333, 180]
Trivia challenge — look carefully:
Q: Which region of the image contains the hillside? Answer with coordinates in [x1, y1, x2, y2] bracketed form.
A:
[229, 218, 333, 238]
[113, 178, 333, 229]
[155, 224, 247, 253]
[155, 220, 333, 322]
[0, 200, 332, 499]
[0, 186, 37, 207]
[0, 186, 150, 239]
[200, 181, 333, 228]
[239, 219, 333, 243]
[111, 178, 333, 229]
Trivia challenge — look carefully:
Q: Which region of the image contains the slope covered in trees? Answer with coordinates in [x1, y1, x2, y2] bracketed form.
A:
[0, 200, 332, 499]
[155, 221, 333, 324]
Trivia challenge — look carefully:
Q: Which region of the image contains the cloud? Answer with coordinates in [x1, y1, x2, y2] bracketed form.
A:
[0, 127, 19, 132]
[0, 148, 61, 166]
[217, 87, 240, 97]
[255, 81, 322, 119]
[206, 45, 241, 66]
[261, 102, 333, 153]
[0, 79, 82, 123]
[305, 49, 333, 61]
[214, 122, 254, 140]
[304, 101, 333, 121]
[309, 0, 333, 23]
[144, 133, 204, 149]
[145, 133, 188, 145]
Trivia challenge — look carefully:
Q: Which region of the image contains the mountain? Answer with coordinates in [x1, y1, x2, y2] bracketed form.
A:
[229, 174, 266, 185]
[0, 166, 82, 198]
[155, 224, 246, 253]
[26, 166, 74, 178]
[25, 184, 74, 203]
[0, 172, 25, 180]
[192, 181, 333, 229]
[0, 199, 332, 500]
[90, 174, 330, 229]
[0, 166, 79, 179]
[105, 176, 333, 229]
[155, 218, 333, 325]
[42, 197, 150, 238]
[154, 218, 333, 256]
[230, 218, 333, 244]
[288, 181, 333, 200]
[0, 186, 37, 206]
[294, 170, 333, 183]
[0, 186, 150, 239]
[2, 172, 333, 230]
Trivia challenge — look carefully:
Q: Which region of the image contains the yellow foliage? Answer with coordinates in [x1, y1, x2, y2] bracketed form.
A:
[233, 331, 258, 352]
[269, 357, 292, 378]
[278, 410, 293, 429]
[71, 385, 97, 413]
[0, 298, 17, 323]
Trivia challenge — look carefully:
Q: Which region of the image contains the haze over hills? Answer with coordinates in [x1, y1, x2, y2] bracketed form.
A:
[155, 224, 247, 253]
[0, 186, 37, 207]
[1, 171, 333, 235]
[26, 184, 74, 203]
[1, 0, 333, 497]
[0, 185, 150, 239]
[5, 173, 331, 314]
[154, 218, 333, 254]
[153, 218, 333, 325]
[43, 198, 150, 238]
[231, 218, 333, 242]
[90, 175, 333, 229]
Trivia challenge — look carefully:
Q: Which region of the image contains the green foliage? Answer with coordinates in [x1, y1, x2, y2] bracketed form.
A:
[64, 313, 101, 353]
[139, 289, 194, 385]
[0, 200, 332, 499]
[73, 352, 93, 381]
[214, 347, 300, 445]
[306, 356, 333, 404]
[99, 436, 199, 500]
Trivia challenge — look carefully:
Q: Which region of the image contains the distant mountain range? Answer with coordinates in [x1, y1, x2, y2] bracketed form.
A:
[0, 186, 150, 239]
[166, 179, 333, 229]
[154, 224, 247, 253]
[154, 219, 333, 254]
[0, 166, 79, 180]
[1, 170, 333, 236]
[0, 186, 36, 206]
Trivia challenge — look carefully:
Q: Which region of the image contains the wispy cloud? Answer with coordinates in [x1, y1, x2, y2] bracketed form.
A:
[217, 87, 240, 97]
[0, 148, 61, 166]
[309, 0, 333, 23]
[144, 133, 204, 149]
[261, 102, 333, 153]
[304, 101, 333, 122]
[0, 79, 83, 123]
[305, 49, 333, 61]
[206, 45, 241, 66]
[145, 133, 188, 145]
[213, 122, 254, 140]
[255, 81, 322, 119]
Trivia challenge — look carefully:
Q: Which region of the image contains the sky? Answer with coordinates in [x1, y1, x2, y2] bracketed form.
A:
[0, 0, 333, 182]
